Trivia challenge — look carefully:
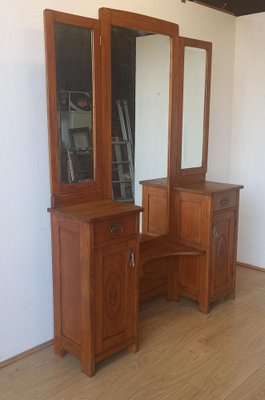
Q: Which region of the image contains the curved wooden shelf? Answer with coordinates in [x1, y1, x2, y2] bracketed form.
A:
[139, 235, 204, 267]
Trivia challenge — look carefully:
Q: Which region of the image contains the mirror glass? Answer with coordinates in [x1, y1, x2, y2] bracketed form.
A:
[111, 26, 170, 206]
[54, 23, 94, 184]
[181, 46, 206, 169]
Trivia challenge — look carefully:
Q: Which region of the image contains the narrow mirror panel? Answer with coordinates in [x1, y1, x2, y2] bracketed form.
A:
[181, 47, 206, 169]
[54, 23, 94, 184]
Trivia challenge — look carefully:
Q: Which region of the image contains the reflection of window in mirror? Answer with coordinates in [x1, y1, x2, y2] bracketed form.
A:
[181, 47, 206, 169]
[111, 26, 170, 206]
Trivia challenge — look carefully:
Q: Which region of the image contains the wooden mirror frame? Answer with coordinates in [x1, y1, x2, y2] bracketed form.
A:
[44, 10, 108, 207]
[99, 7, 180, 236]
[176, 37, 212, 186]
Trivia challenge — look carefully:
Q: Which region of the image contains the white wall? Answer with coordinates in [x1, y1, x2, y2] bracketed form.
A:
[0, 0, 236, 362]
[231, 13, 265, 268]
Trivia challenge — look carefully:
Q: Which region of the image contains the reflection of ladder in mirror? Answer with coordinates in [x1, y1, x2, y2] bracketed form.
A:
[112, 100, 134, 203]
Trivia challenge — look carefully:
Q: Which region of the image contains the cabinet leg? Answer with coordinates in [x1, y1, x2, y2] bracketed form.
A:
[227, 289, 236, 300]
[54, 347, 66, 357]
[165, 292, 173, 301]
[198, 301, 210, 314]
[53, 337, 66, 357]
[80, 340, 95, 376]
[165, 292, 180, 302]
[128, 340, 139, 353]
[81, 358, 95, 377]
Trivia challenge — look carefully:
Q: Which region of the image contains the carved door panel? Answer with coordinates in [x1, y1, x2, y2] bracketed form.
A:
[94, 238, 138, 356]
[211, 210, 236, 297]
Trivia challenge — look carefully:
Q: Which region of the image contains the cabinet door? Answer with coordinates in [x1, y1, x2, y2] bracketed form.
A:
[94, 239, 138, 356]
[211, 210, 236, 298]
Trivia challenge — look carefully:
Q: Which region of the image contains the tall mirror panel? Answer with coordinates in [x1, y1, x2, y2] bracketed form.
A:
[54, 23, 94, 185]
[135, 34, 170, 206]
[176, 37, 212, 185]
[111, 26, 170, 206]
[181, 46, 206, 169]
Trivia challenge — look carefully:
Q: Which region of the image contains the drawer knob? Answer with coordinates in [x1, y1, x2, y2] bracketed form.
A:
[108, 223, 124, 235]
[221, 197, 230, 207]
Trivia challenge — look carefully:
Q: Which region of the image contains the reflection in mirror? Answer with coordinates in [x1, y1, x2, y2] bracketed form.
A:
[135, 35, 170, 207]
[181, 47, 206, 169]
[54, 23, 94, 184]
[111, 26, 170, 207]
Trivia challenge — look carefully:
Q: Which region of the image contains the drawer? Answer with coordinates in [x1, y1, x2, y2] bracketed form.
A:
[213, 190, 237, 211]
[94, 215, 136, 244]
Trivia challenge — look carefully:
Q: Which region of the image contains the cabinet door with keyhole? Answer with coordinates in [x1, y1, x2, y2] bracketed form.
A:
[94, 238, 139, 358]
[211, 209, 237, 299]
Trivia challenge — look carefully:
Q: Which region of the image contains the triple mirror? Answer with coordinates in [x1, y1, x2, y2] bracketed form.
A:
[44, 9, 212, 209]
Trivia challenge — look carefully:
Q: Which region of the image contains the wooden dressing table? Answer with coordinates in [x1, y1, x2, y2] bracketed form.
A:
[44, 8, 242, 376]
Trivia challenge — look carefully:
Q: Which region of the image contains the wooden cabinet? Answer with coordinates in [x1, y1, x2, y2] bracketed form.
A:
[175, 182, 243, 312]
[141, 179, 243, 312]
[49, 200, 141, 376]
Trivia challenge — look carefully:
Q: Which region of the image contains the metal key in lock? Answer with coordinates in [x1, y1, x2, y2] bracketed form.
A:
[128, 250, 135, 268]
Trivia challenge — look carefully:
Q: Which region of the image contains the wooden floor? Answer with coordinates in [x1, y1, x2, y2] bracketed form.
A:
[1, 266, 265, 399]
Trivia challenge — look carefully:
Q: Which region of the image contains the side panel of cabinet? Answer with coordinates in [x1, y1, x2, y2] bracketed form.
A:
[210, 209, 237, 299]
[142, 184, 168, 236]
[94, 238, 139, 358]
[51, 214, 82, 354]
[59, 222, 81, 344]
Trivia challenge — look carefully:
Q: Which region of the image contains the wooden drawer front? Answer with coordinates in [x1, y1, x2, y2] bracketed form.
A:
[213, 191, 237, 211]
[94, 215, 136, 244]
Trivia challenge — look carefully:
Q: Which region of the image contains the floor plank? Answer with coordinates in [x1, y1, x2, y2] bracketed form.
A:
[225, 369, 265, 400]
